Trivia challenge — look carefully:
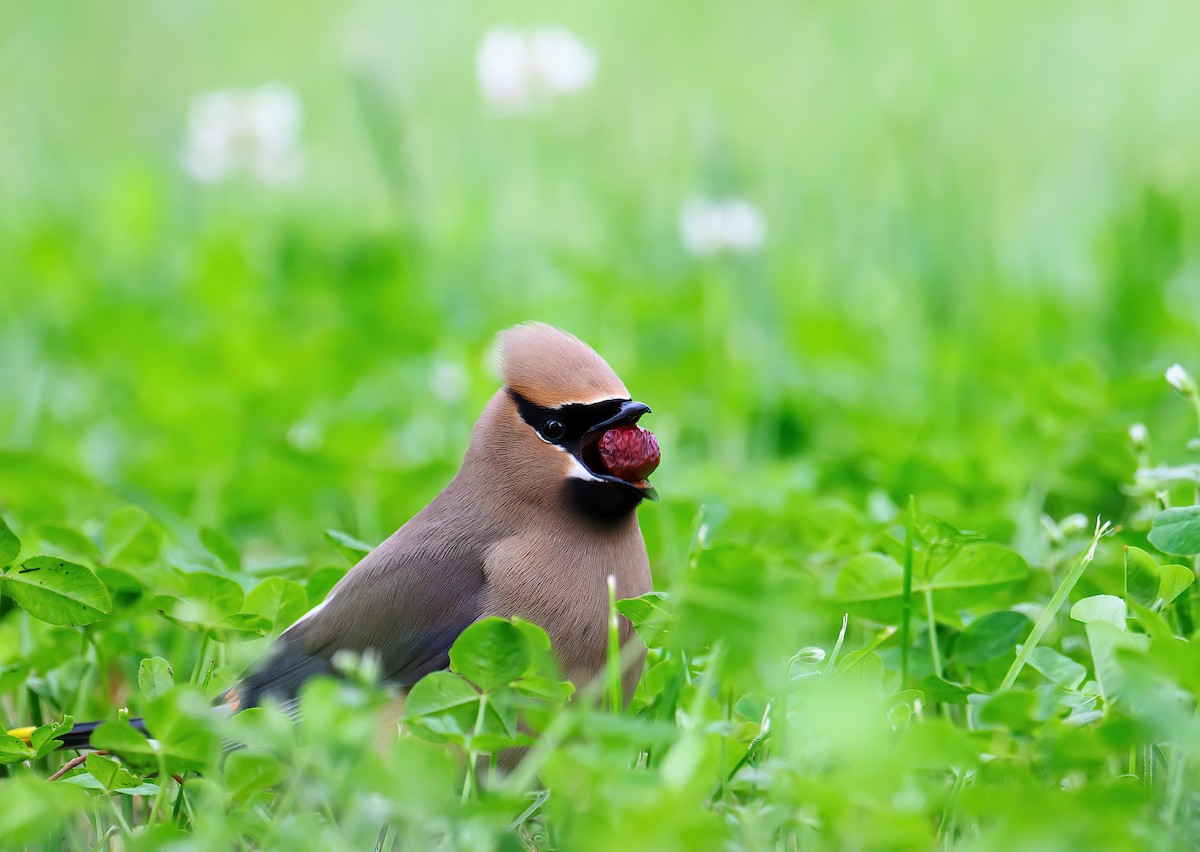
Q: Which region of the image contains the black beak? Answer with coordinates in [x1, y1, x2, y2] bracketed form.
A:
[586, 400, 652, 434]
[580, 400, 658, 501]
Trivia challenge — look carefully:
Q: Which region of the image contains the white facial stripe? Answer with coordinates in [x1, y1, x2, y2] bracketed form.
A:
[566, 453, 607, 483]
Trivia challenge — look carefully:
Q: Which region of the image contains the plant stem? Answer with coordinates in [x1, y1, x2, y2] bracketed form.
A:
[901, 497, 916, 688]
[462, 694, 489, 802]
[1165, 738, 1189, 833]
[999, 518, 1112, 692]
[170, 775, 188, 827]
[924, 589, 943, 679]
[605, 575, 622, 712]
[190, 632, 210, 685]
[823, 614, 849, 675]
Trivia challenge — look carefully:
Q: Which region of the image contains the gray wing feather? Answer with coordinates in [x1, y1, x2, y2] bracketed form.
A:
[227, 496, 496, 709]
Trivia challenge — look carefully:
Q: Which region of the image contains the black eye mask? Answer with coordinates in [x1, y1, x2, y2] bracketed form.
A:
[507, 390, 630, 454]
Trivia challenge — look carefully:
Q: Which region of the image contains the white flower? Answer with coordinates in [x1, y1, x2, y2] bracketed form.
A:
[1166, 363, 1197, 398]
[1058, 514, 1089, 536]
[476, 25, 596, 112]
[1128, 422, 1149, 448]
[180, 85, 303, 185]
[287, 420, 324, 453]
[793, 646, 826, 664]
[680, 197, 767, 257]
[430, 358, 468, 404]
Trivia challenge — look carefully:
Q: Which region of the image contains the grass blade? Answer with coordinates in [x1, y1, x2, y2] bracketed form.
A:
[999, 518, 1113, 692]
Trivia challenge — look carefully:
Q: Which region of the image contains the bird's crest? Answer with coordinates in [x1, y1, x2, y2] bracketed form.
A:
[496, 323, 629, 406]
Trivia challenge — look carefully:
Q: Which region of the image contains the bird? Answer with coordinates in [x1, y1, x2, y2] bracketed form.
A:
[7, 322, 661, 751]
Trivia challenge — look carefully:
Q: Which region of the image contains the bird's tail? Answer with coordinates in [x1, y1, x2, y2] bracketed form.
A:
[6, 718, 148, 751]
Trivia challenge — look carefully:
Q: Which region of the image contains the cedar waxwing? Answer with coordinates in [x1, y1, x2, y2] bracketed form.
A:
[11, 323, 660, 751]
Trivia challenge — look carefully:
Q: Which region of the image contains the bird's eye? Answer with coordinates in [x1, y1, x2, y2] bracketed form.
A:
[541, 418, 566, 441]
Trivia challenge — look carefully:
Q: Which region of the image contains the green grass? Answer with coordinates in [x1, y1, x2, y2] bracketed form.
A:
[3, 1, 1200, 848]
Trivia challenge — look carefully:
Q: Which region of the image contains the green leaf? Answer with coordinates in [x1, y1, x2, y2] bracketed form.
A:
[200, 526, 241, 572]
[1085, 622, 1150, 702]
[36, 525, 102, 564]
[1148, 505, 1200, 555]
[515, 675, 576, 704]
[893, 718, 980, 769]
[244, 577, 308, 630]
[1157, 564, 1195, 608]
[61, 771, 157, 796]
[0, 516, 19, 567]
[616, 591, 674, 648]
[474, 688, 520, 741]
[976, 690, 1039, 732]
[138, 656, 174, 700]
[1127, 601, 1178, 644]
[919, 675, 977, 704]
[156, 572, 244, 631]
[404, 671, 480, 743]
[1027, 646, 1087, 690]
[1070, 595, 1126, 629]
[1125, 545, 1195, 610]
[0, 778, 89, 843]
[142, 689, 219, 773]
[223, 749, 286, 800]
[930, 543, 1029, 608]
[84, 752, 143, 792]
[324, 529, 374, 562]
[1, 556, 112, 626]
[30, 717, 73, 756]
[954, 611, 1030, 665]
[0, 664, 31, 694]
[91, 721, 159, 764]
[837, 544, 1027, 618]
[406, 671, 480, 716]
[1124, 546, 1161, 609]
[511, 618, 562, 680]
[448, 617, 530, 692]
[183, 571, 243, 616]
[215, 612, 272, 639]
[0, 734, 35, 764]
[675, 544, 811, 677]
[104, 506, 162, 567]
[836, 553, 904, 602]
[114, 781, 162, 797]
[306, 566, 346, 607]
[469, 731, 536, 753]
[510, 617, 553, 657]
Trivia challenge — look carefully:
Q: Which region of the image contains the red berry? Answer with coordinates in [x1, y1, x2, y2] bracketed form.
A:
[598, 425, 661, 482]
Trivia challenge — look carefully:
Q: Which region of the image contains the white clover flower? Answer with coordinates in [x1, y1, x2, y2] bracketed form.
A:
[1128, 422, 1149, 449]
[680, 197, 767, 257]
[1166, 363, 1197, 398]
[287, 420, 324, 453]
[430, 358, 468, 404]
[1058, 514, 1089, 536]
[794, 646, 826, 664]
[180, 85, 303, 185]
[476, 25, 596, 112]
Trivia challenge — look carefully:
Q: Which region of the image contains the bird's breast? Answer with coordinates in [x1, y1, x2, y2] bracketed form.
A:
[480, 523, 652, 692]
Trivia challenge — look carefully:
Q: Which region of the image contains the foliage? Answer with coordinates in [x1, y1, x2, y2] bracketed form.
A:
[3, 0, 1200, 849]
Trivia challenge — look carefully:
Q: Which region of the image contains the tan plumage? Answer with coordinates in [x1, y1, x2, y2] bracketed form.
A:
[14, 323, 659, 753]
[228, 322, 657, 712]
[497, 322, 630, 407]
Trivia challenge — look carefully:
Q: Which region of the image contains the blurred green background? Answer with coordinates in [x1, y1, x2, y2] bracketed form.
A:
[3, 0, 1199, 559]
[7, 3, 1200, 847]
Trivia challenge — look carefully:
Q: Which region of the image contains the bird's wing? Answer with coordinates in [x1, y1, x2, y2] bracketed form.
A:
[226, 511, 492, 712]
